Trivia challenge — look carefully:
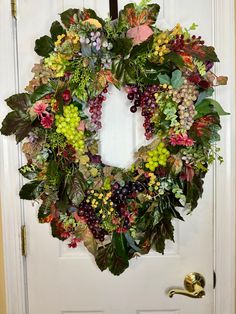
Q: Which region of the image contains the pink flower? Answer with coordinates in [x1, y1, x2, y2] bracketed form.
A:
[126, 24, 154, 45]
[170, 133, 195, 147]
[77, 121, 85, 131]
[40, 114, 54, 129]
[33, 101, 48, 116]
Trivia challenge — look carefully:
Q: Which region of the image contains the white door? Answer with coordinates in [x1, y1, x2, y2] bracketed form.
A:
[0, 0, 235, 314]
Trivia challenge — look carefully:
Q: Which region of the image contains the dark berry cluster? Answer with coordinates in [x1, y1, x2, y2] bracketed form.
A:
[170, 34, 185, 52]
[111, 181, 145, 205]
[77, 202, 106, 241]
[88, 85, 108, 130]
[127, 85, 159, 140]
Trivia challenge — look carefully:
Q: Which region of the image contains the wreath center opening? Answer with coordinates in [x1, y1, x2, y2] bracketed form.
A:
[100, 86, 140, 168]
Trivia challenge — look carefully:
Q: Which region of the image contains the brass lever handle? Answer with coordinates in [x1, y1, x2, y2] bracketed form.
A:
[168, 272, 206, 299]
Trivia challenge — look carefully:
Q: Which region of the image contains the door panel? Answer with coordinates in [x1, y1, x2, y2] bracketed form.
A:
[15, 0, 214, 313]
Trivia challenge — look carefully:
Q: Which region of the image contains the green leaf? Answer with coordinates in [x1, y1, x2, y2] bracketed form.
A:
[186, 175, 205, 210]
[109, 232, 129, 276]
[1, 111, 33, 143]
[19, 180, 43, 200]
[164, 52, 185, 67]
[95, 233, 130, 275]
[146, 3, 160, 24]
[157, 73, 171, 85]
[95, 244, 112, 272]
[202, 46, 219, 62]
[195, 98, 229, 119]
[112, 59, 136, 85]
[30, 84, 54, 103]
[1, 93, 33, 142]
[5, 93, 31, 111]
[83, 8, 105, 26]
[46, 160, 62, 186]
[171, 70, 184, 89]
[196, 88, 214, 105]
[111, 38, 133, 57]
[35, 35, 54, 57]
[152, 218, 175, 254]
[67, 170, 87, 207]
[50, 21, 66, 41]
[60, 8, 78, 28]
[19, 164, 40, 180]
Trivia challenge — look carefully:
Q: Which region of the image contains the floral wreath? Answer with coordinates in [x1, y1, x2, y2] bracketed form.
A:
[1, 0, 228, 275]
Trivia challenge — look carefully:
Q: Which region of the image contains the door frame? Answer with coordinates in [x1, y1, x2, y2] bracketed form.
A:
[0, 0, 235, 313]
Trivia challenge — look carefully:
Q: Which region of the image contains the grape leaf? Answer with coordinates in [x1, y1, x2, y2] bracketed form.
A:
[30, 84, 54, 103]
[111, 38, 133, 57]
[83, 9, 105, 26]
[1, 111, 32, 143]
[152, 218, 175, 254]
[50, 21, 66, 41]
[195, 98, 229, 119]
[95, 233, 129, 275]
[185, 174, 205, 210]
[164, 52, 185, 67]
[5, 93, 31, 111]
[171, 70, 184, 89]
[60, 9, 78, 28]
[19, 180, 44, 200]
[1, 94, 34, 143]
[157, 73, 171, 85]
[95, 244, 113, 272]
[35, 35, 54, 57]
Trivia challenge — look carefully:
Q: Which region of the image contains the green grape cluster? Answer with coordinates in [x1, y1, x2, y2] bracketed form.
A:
[55, 104, 85, 152]
[145, 142, 170, 171]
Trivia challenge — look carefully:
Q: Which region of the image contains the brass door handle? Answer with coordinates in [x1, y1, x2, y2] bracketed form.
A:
[168, 272, 205, 299]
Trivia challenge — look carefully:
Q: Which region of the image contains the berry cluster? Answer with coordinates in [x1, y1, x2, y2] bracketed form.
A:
[170, 34, 185, 52]
[145, 142, 170, 172]
[167, 80, 198, 130]
[77, 202, 106, 241]
[111, 181, 145, 206]
[152, 32, 170, 63]
[88, 86, 108, 130]
[127, 85, 159, 140]
[55, 104, 85, 152]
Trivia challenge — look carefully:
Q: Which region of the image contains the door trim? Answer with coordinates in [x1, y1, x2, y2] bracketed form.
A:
[0, 1, 28, 313]
[213, 0, 235, 312]
[0, 0, 235, 313]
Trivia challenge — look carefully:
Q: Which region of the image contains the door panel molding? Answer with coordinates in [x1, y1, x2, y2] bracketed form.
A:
[0, 0, 235, 313]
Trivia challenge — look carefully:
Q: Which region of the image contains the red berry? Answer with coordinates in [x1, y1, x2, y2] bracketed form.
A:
[62, 90, 71, 102]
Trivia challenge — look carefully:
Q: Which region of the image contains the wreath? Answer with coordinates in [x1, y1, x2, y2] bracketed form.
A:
[1, 1, 229, 275]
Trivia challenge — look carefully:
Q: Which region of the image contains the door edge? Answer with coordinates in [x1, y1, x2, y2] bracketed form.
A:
[213, 0, 236, 313]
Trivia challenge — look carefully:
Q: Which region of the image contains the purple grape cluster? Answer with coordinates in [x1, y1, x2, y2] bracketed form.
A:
[88, 86, 108, 130]
[77, 202, 106, 241]
[126, 85, 159, 140]
[111, 181, 145, 205]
